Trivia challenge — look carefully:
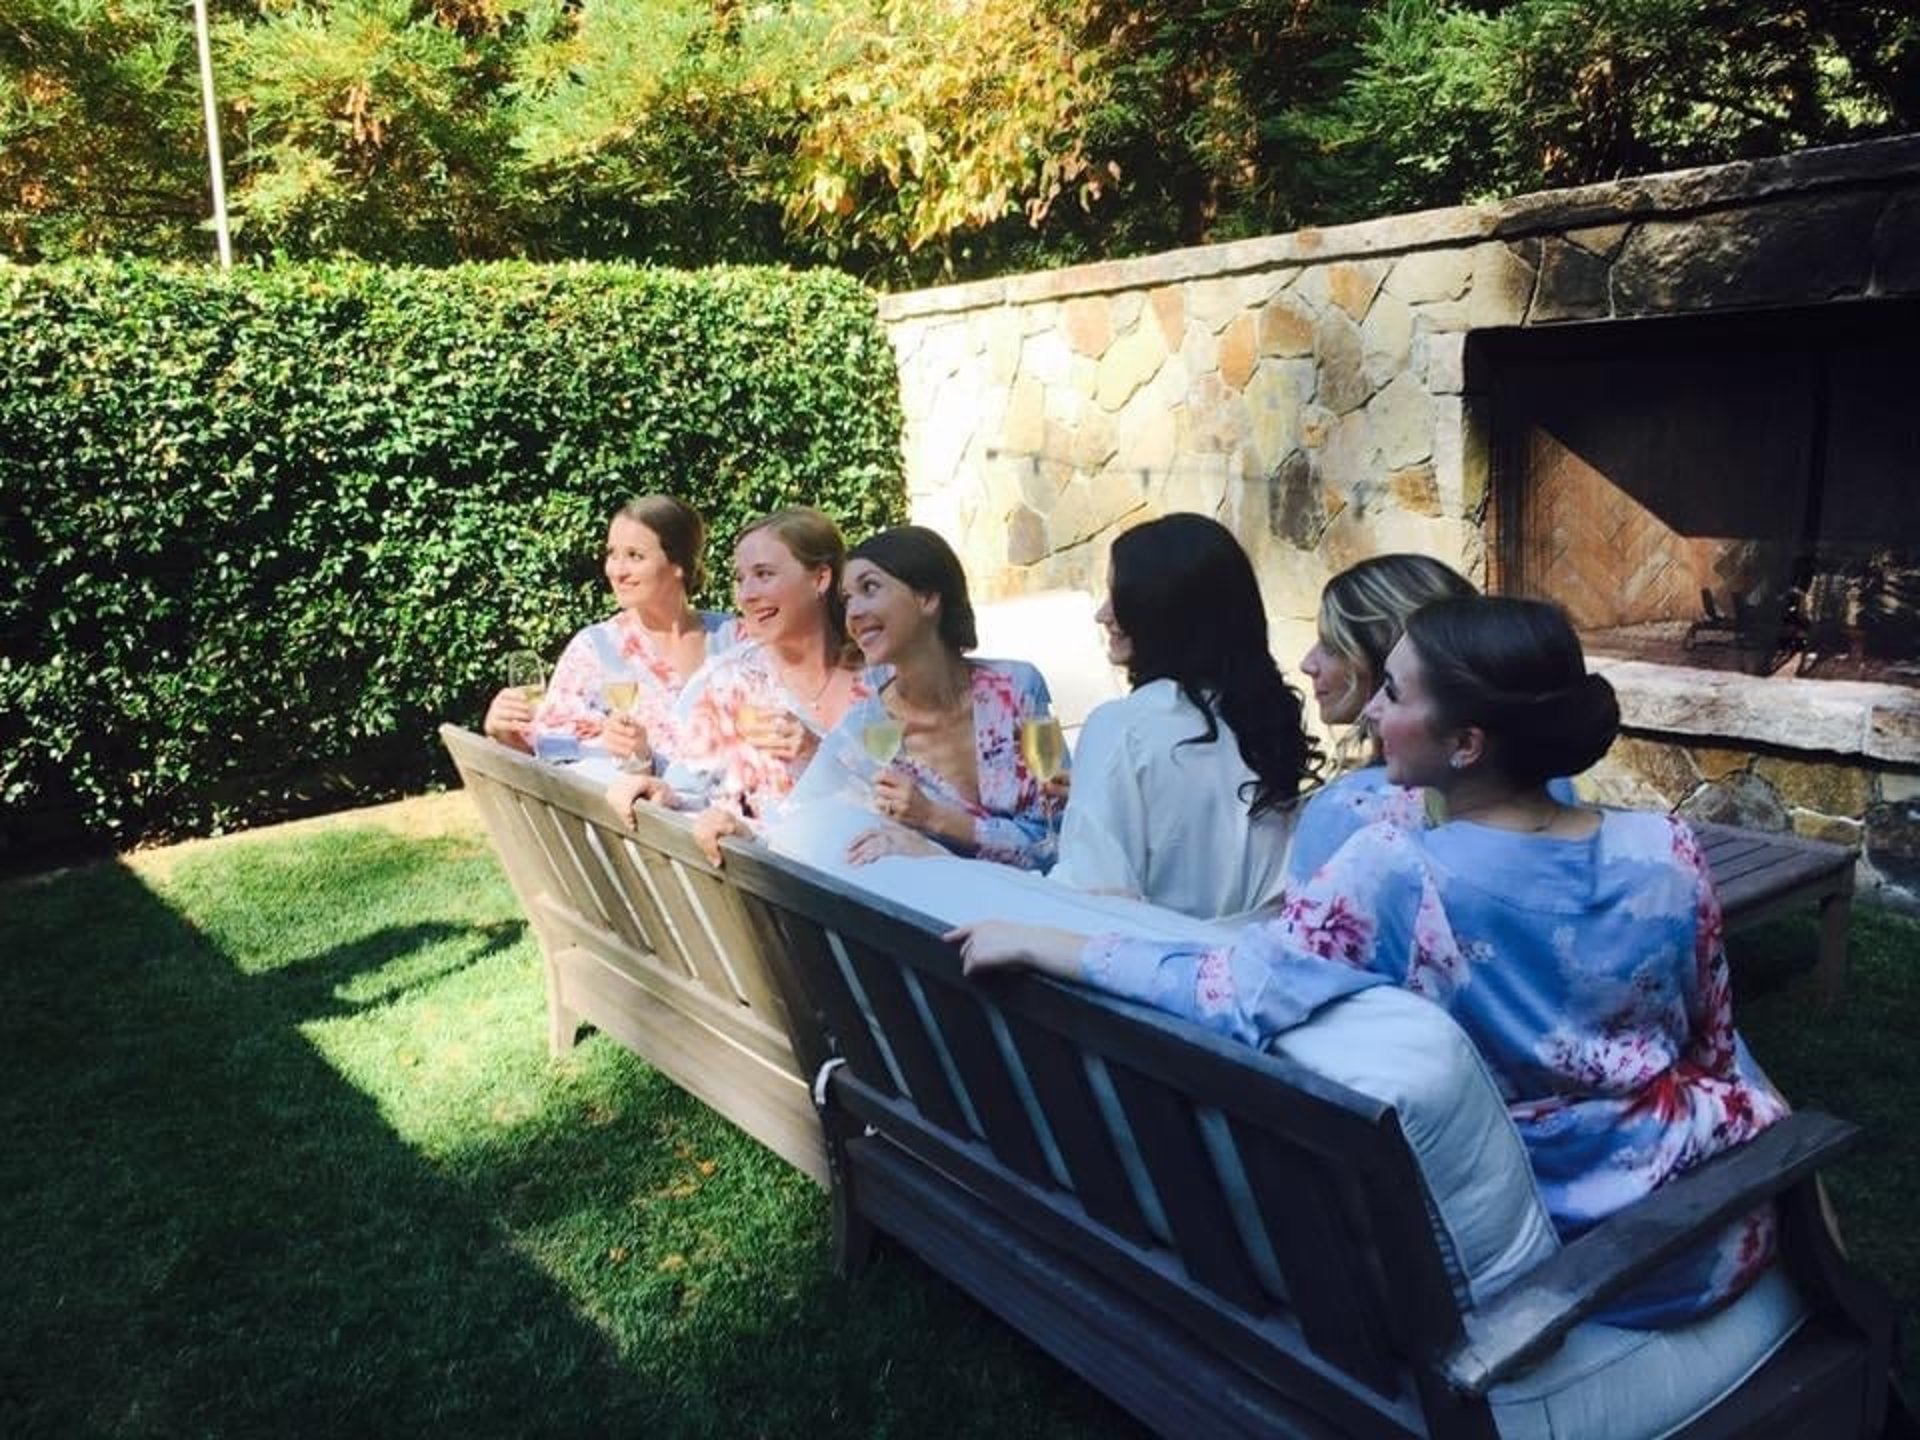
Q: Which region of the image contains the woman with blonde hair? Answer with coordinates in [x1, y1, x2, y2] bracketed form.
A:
[1286, 552, 1478, 882]
[1301, 552, 1477, 772]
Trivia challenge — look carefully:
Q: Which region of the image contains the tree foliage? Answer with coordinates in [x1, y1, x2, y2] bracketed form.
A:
[2, 0, 1915, 276]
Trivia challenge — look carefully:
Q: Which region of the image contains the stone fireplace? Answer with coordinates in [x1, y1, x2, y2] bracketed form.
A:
[879, 134, 1920, 906]
[1481, 301, 1920, 688]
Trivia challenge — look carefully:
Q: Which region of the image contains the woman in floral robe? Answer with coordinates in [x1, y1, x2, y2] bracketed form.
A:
[796, 526, 1058, 872]
[954, 596, 1787, 1326]
[485, 495, 734, 769]
[609, 508, 871, 862]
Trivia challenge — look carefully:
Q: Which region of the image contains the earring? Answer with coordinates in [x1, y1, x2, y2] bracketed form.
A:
[1449, 754, 1466, 770]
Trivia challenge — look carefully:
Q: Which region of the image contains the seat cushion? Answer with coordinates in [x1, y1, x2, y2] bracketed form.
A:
[1488, 1265, 1807, 1440]
[1269, 985, 1561, 1307]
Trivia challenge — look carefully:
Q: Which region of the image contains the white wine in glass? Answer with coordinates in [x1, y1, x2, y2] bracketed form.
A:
[1019, 715, 1067, 783]
[506, 649, 547, 706]
[862, 718, 905, 765]
[602, 679, 639, 713]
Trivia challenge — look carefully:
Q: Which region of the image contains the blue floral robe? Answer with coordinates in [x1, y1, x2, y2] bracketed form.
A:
[1085, 808, 1788, 1326]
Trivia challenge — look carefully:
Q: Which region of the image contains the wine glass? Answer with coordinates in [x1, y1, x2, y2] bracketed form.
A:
[1019, 714, 1067, 846]
[505, 649, 547, 705]
[738, 699, 786, 749]
[600, 677, 649, 774]
[862, 716, 905, 818]
[602, 678, 639, 715]
[862, 718, 904, 765]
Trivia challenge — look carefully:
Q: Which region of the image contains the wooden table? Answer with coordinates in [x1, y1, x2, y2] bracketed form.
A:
[1694, 819, 1856, 1003]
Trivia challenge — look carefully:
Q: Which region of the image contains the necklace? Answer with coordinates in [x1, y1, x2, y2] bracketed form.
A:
[775, 657, 837, 709]
[1445, 796, 1564, 833]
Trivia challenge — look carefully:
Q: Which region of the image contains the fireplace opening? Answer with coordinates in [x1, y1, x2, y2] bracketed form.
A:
[1478, 301, 1920, 688]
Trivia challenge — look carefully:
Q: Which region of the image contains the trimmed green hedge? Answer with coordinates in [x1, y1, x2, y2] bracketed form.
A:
[0, 260, 906, 856]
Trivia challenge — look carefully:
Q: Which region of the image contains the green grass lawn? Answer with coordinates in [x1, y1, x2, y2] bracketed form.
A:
[1, 808, 1913, 1436]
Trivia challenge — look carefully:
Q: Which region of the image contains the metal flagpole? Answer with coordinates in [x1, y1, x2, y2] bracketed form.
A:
[191, 0, 233, 268]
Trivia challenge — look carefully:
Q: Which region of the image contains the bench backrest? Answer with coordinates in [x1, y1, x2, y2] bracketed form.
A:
[441, 724, 829, 1182]
[714, 836, 1481, 1439]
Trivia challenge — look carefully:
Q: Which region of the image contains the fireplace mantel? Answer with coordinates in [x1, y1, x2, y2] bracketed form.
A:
[1590, 655, 1920, 764]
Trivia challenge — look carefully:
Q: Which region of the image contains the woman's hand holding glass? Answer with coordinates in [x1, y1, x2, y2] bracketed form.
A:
[489, 649, 547, 750]
[739, 701, 814, 763]
[484, 687, 536, 748]
[1019, 713, 1068, 842]
[600, 677, 651, 771]
[869, 766, 932, 830]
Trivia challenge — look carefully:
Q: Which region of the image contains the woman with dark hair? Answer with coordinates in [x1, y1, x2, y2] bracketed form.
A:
[484, 494, 734, 769]
[792, 524, 1058, 870]
[606, 507, 870, 854]
[1051, 513, 1320, 918]
[955, 596, 1794, 1337]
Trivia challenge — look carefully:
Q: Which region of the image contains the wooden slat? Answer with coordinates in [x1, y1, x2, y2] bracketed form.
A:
[1102, 1058, 1265, 1312]
[674, 862, 789, 1020]
[533, 900, 795, 1073]
[1232, 1121, 1404, 1395]
[998, 1011, 1155, 1246]
[550, 809, 654, 956]
[912, 973, 1052, 1186]
[516, 792, 618, 932]
[773, 914, 899, 1096]
[837, 936, 971, 1135]
[628, 845, 747, 1003]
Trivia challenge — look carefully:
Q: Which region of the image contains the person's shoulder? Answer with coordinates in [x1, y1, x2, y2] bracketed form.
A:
[701, 611, 742, 651]
[969, 655, 1051, 705]
[1304, 766, 1408, 818]
[971, 655, 1044, 686]
[1599, 806, 1702, 868]
[557, 613, 621, 658]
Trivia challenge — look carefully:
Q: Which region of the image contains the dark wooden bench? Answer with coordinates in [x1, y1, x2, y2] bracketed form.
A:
[441, 724, 1897, 1440]
[708, 836, 1897, 1440]
[1693, 819, 1856, 1002]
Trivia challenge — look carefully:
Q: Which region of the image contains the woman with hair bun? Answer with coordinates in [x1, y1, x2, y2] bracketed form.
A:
[1051, 513, 1320, 918]
[1285, 552, 1479, 882]
[955, 596, 1791, 1331]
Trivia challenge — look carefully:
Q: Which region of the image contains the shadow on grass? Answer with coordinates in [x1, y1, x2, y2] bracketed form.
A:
[0, 857, 660, 1438]
[0, 838, 1140, 1440]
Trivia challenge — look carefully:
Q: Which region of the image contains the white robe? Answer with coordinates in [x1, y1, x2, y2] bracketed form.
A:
[1048, 680, 1300, 920]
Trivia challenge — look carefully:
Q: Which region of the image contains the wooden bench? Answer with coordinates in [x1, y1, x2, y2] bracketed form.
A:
[1692, 819, 1856, 1003]
[440, 724, 1897, 1440]
[442, 722, 828, 1181]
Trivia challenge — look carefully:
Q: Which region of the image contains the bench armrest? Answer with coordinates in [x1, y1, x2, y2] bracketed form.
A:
[1442, 1110, 1860, 1396]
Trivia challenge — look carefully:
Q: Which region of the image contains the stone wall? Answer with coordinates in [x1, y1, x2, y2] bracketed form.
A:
[877, 134, 1920, 908]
